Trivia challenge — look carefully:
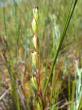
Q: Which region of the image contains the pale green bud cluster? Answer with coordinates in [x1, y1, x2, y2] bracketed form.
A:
[31, 7, 40, 73]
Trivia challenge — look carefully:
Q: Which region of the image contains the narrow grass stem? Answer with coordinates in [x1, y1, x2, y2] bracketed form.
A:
[44, 0, 78, 95]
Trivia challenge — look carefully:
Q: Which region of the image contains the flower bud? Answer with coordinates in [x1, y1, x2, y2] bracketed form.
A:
[32, 35, 39, 49]
[31, 51, 39, 69]
[31, 76, 38, 91]
[32, 18, 37, 33]
[33, 7, 39, 21]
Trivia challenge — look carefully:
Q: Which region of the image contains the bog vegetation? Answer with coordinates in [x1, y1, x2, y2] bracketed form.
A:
[0, 0, 82, 110]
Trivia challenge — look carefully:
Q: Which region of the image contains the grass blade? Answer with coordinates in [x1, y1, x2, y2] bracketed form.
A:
[44, 0, 78, 95]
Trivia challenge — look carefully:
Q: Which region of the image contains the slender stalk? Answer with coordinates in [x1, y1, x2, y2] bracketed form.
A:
[2, 3, 21, 110]
[3, 53, 21, 110]
[13, 0, 20, 59]
[44, 0, 78, 95]
[3, 7, 7, 36]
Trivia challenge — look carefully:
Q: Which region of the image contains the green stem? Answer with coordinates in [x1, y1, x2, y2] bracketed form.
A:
[44, 0, 78, 95]
[3, 7, 7, 36]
